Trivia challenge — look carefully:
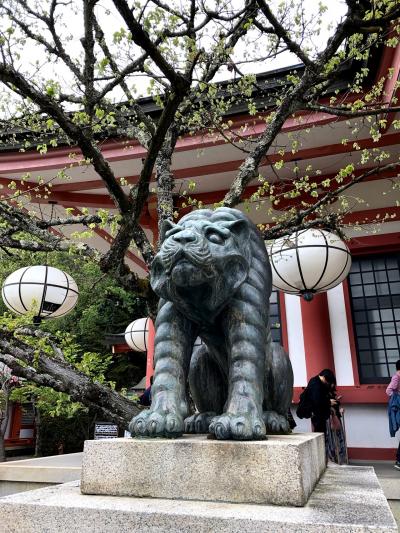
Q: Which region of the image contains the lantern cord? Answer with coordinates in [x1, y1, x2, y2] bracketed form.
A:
[33, 315, 42, 326]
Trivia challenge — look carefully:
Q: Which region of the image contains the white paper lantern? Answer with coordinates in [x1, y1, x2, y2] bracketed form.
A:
[125, 317, 151, 352]
[267, 229, 351, 301]
[1, 265, 79, 322]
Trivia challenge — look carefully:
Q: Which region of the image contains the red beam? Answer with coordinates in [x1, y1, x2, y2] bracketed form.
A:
[348, 232, 400, 255]
[112, 343, 131, 353]
[342, 206, 400, 225]
[261, 207, 400, 232]
[0, 175, 41, 197]
[65, 207, 148, 272]
[49, 131, 400, 195]
[0, 108, 381, 176]
[5, 438, 35, 448]
[293, 384, 389, 404]
[173, 166, 400, 210]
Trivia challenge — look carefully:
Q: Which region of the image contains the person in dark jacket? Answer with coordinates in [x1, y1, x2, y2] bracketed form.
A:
[306, 369, 338, 434]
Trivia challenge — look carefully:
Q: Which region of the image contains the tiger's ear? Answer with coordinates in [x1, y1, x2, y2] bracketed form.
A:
[219, 219, 249, 242]
[160, 219, 178, 242]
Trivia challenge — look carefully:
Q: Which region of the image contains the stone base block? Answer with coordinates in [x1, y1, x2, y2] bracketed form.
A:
[81, 433, 325, 507]
[0, 466, 397, 532]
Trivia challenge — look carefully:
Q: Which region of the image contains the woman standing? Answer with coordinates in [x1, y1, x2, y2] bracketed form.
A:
[297, 368, 348, 463]
[386, 360, 400, 471]
[304, 368, 337, 434]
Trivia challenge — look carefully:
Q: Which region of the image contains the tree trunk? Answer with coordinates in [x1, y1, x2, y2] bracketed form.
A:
[0, 343, 140, 428]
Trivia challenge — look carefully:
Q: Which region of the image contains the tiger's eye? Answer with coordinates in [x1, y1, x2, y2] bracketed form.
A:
[207, 232, 224, 244]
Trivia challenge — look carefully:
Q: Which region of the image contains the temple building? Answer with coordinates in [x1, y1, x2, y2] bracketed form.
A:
[0, 41, 399, 460]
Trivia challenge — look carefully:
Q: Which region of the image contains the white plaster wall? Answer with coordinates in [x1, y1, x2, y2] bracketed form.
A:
[342, 404, 399, 449]
[291, 407, 312, 433]
[291, 404, 398, 450]
[291, 404, 399, 449]
[19, 428, 34, 439]
[327, 284, 355, 386]
[284, 294, 307, 387]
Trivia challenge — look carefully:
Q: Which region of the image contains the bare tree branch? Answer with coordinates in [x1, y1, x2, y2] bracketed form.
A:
[0, 332, 138, 426]
[92, 15, 156, 141]
[221, 0, 387, 207]
[265, 161, 400, 240]
[305, 103, 400, 118]
[4, 0, 83, 81]
[0, 63, 131, 213]
[257, 0, 313, 68]
[113, 0, 191, 90]
[82, 0, 97, 120]
[36, 213, 118, 228]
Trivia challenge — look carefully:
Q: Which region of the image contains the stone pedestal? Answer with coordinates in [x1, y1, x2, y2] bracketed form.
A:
[81, 433, 325, 507]
[0, 466, 397, 532]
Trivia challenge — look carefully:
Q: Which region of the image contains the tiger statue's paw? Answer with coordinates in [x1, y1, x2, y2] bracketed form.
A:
[129, 409, 184, 438]
[184, 412, 216, 434]
[263, 410, 290, 433]
[209, 413, 266, 441]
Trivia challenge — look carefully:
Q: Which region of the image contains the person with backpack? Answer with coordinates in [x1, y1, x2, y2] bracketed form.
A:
[297, 369, 348, 463]
[296, 369, 338, 434]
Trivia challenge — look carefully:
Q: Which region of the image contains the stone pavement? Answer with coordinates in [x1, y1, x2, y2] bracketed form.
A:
[0, 465, 397, 532]
[351, 460, 400, 529]
[1, 453, 399, 529]
[0, 452, 82, 496]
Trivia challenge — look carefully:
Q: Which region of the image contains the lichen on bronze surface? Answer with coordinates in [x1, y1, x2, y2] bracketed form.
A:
[129, 207, 293, 440]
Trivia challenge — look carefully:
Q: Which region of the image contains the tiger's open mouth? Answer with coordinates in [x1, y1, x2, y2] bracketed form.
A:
[175, 281, 213, 303]
[171, 258, 210, 287]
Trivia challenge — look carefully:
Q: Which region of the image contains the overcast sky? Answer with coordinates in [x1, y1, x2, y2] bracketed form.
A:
[0, 0, 348, 115]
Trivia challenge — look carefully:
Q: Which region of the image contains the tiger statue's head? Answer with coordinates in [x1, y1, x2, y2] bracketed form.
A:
[151, 207, 270, 323]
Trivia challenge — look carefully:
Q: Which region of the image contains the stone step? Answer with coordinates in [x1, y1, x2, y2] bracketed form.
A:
[81, 434, 326, 507]
[0, 465, 397, 532]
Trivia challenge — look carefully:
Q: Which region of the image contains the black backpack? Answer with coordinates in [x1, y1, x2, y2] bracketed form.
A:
[296, 387, 313, 419]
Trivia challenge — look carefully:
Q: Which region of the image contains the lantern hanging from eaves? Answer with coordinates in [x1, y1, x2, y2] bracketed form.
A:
[1, 265, 79, 324]
[125, 317, 152, 352]
[267, 228, 351, 301]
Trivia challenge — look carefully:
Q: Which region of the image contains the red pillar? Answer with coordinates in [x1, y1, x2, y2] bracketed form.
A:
[300, 292, 335, 380]
[146, 196, 157, 389]
[145, 319, 155, 388]
[147, 196, 159, 244]
[9, 403, 22, 439]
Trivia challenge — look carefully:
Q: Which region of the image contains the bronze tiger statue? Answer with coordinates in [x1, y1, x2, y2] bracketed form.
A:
[129, 207, 293, 440]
